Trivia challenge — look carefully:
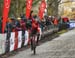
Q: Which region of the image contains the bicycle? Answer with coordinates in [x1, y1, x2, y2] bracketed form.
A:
[30, 34, 38, 55]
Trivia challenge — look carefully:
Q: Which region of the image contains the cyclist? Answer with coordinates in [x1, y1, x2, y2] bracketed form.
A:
[28, 11, 40, 54]
[30, 15, 40, 55]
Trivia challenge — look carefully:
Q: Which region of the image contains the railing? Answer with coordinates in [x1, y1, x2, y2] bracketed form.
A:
[0, 25, 59, 55]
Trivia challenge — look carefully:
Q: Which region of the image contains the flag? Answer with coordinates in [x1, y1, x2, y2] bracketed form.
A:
[38, 0, 46, 20]
[2, 0, 11, 33]
[26, 0, 33, 19]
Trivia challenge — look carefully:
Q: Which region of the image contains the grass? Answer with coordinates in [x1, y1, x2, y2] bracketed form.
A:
[57, 29, 68, 35]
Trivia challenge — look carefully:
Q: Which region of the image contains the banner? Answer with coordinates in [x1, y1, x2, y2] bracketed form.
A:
[38, 28, 42, 40]
[18, 31, 22, 48]
[0, 34, 6, 54]
[2, 0, 11, 33]
[26, 0, 33, 19]
[44, 0, 47, 16]
[21, 31, 25, 47]
[14, 31, 18, 50]
[10, 32, 15, 52]
[38, 0, 46, 20]
[24, 31, 29, 46]
[69, 22, 75, 28]
[5, 32, 10, 53]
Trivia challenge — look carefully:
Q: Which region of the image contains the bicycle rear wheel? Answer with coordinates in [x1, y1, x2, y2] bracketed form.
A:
[33, 36, 36, 55]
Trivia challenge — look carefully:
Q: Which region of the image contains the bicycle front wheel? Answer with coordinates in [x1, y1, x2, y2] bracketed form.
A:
[33, 46, 36, 55]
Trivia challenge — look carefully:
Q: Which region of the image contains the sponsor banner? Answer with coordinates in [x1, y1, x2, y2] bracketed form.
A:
[18, 31, 22, 48]
[38, 27, 42, 35]
[5, 32, 11, 53]
[38, 28, 42, 40]
[38, 0, 46, 20]
[21, 31, 25, 47]
[14, 31, 18, 50]
[0, 34, 6, 54]
[35, 36, 37, 42]
[28, 30, 31, 45]
[2, 0, 11, 33]
[70, 23, 75, 28]
[26, 0, 33, 19]
[24, 31, 29, 46]
[10, 32, 15, 52]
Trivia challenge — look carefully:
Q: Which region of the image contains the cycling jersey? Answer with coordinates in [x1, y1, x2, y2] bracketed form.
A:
[31, 18, 39, 35]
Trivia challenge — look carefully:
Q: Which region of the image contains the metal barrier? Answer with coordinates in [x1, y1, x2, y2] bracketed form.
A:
[0, 25, 59, 55]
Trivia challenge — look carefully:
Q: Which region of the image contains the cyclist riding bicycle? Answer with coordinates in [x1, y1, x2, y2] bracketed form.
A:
[29, 15, 40, 55]
[28, 11, 40, 54]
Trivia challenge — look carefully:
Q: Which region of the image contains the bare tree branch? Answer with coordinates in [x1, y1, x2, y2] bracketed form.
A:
[58, 0, 61, 3]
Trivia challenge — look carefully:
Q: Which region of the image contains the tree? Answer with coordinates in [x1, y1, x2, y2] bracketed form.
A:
[0, 0, 3, 17]
[47, 0, 61, 17]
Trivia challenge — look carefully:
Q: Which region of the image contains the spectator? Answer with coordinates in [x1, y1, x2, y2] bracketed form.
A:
[53, 17, 58, 26]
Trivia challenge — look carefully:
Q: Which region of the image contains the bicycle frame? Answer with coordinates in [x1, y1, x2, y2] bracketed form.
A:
[30, 34, 37, 55]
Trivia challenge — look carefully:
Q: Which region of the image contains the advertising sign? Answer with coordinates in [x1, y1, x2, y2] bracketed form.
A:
[24, 31, 29, 46]
[2, 0, 11, 33]
[18, 31, 22, 48]
[14, 31, 18, 50]
[10, 32, 15, 52]
[0, 34, 6, 54]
